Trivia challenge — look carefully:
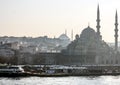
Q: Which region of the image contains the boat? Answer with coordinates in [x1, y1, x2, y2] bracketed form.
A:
[0, 65, 27, 77]
[0, 66, 24, 73]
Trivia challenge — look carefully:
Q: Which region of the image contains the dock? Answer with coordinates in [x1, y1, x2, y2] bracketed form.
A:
[1, 65, 120, 77]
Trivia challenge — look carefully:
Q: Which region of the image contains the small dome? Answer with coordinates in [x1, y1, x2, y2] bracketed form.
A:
[75, 34, 79, 39]
[59, 34, 70, 40]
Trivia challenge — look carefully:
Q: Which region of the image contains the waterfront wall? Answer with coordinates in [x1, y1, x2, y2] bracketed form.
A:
[16, 52, 96, 65]
[0, 50, 120, 65]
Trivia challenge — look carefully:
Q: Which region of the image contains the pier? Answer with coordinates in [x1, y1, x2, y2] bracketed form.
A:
[1, 65, 120, 77]
[22, 65, 120, 77]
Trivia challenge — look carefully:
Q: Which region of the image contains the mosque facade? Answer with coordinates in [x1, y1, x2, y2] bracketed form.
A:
[61, 5, 120, 65]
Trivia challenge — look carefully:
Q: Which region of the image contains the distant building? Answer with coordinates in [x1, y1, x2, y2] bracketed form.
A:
[58, 34, 70, 47]
[0, 49, 15, 57]
[59, 34, 70, 41]
[0, 34, 70, 53]
[19, 45, 38, 54]
[0, 42, 16, 57]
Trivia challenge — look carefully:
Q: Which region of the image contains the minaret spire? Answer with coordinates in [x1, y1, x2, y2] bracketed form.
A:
[115, 10, 118, 52]
[96, 4, 101, 39]
[88, 22, 90, 27]
[65, 29, 67, 35]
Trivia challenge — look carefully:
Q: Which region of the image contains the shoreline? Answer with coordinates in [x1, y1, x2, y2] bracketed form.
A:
[0, 72, 120, 77]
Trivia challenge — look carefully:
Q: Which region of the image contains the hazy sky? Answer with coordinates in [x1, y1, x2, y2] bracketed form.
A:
[0, 0, 120, 42]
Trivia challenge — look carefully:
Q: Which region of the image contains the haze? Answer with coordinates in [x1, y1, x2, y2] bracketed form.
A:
[0, 0, 120, 42]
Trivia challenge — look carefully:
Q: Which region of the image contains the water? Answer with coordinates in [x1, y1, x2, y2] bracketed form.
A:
[0, 76, 120, 85]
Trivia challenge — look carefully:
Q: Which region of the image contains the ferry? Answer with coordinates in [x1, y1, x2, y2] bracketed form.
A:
[0, 66, 24, 73]
[0, 66, 27, 77]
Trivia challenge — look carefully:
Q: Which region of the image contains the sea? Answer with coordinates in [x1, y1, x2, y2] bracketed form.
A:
[0, 76, 120, 85]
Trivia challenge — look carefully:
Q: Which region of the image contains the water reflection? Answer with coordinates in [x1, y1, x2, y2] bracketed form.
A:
[0, 76, 120, 85]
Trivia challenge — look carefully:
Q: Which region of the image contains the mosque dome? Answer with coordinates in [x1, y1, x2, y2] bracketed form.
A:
[80, 26, 97, 40]
[59, 34, 70, 40]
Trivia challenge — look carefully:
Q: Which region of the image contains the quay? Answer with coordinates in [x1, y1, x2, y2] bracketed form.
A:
[22, 65, 120, 77]
[1, 65, 120, 77]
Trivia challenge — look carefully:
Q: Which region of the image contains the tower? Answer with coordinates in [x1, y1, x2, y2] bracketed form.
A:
[115, 10, 118, 52]
[71, 29, 73, 41]
[96, 5, 101, 39]
[65, 29, 67, 35]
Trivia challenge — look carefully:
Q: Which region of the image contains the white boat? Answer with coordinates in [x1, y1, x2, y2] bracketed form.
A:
[0, 66, 24, 73]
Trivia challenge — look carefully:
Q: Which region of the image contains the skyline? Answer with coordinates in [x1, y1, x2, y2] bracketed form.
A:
[0, 0, 120, 42]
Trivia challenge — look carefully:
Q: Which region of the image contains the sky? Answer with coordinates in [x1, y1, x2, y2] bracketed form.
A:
[0, 0, 120, 42]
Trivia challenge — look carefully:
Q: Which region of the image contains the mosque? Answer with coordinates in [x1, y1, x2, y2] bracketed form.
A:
[61, 5, 120, 65]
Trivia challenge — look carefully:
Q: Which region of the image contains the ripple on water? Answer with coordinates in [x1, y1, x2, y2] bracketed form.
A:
[0, 76, 120, 85]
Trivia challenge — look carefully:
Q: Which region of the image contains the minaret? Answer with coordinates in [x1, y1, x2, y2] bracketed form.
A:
[71, 29, 73, 41]
[96, 5, 101, 39]
[115, 10, 118, 52]
[65, 29, 67, 35]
